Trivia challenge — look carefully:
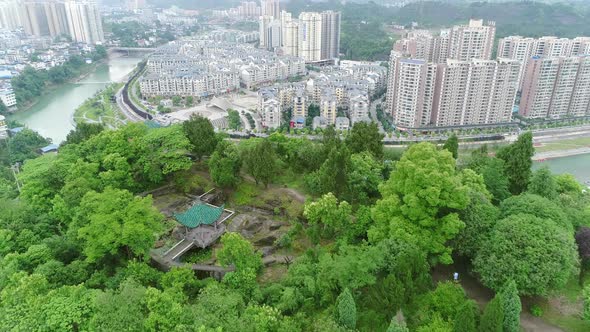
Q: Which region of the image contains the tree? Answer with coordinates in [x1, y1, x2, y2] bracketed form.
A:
[499, 280, 521, 332]
[479, 295, 503, 332]
[73, 188, 164, 262]
[528, 166, 558, 199]
[370, 143, 469, 264]
[185, 96, 194, 107]
[387, 319, 409, 332]
[347, 152, 383, 205]
[172, 96, 182, 106]
[218, 232, 262, 299]
[555, 174, 584, 196]
[496, 132, 534, 195]
[336, 288, 357, 330]
[310, 144, 351, 198]
[144, 287, 185, 331]
[133, 125, 193, 184]
[575, 227, 590, 265]
[454, 191, 499, 258]
[0, 99, 7, 114]
[208, 141, 241, 188]
[227, 110, 241, 130]
[8, 128, 50, 163]
[500, 193, 570, 231]
[241, 139, 277, 188]
[345, 121, 384, 159]
[64, 123, 104, 146]
[442, 134, 458, 159]
[218, 232, 262, 272]
[410, 282, 469, 327]
[478, 157, 511, 204]
[90, 279, 147, 332]
[182, 115, 218, 160]
[304, 193, 352, 243]
[416, 315, 453, 332]
[453, 300, 479, 332]
[473, 214, 578, 296]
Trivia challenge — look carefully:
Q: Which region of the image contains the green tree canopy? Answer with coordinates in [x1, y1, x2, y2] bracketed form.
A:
[73, 188, 164, 262]
[453, 300, 479, 332]
[474, 214, 578, 296]
[241, 139, 277, 188]
[500, 280, 521, 332]
[303, 193, 352, 243]
[479, 295, 504, 332]
[370, 142, 469, 264]
[8, 128, 50, 163]
[209, 141, 241, 188]
[336, 288, 357, 330]
[496, 132, 534, 195]
[182, 115, 219, 160]
[345, 121, 384, 159]
[442, 133, 459, 159]
[528, 166, 558, 199]
[64, 123, 104, 146]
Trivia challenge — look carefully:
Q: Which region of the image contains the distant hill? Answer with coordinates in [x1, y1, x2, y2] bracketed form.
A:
[393, 1, 590, 38]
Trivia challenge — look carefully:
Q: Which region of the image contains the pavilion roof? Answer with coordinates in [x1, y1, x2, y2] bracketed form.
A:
[174, 203, 225, 228]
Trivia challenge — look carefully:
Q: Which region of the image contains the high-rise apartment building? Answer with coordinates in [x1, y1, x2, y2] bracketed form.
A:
[447, 19, 496, 61]
[0, 0, 22, 30]
[238, 1, 260, 18]
[520, 56, 590, 119]
[44, 0, 68, 36]
[432, 58, 519, 126]
[261, 0, 279, 19]
[320, 10, 340, 60]
[20, 1, 50, 36]
[386, 55, 437, 128]
[282, 19, 298, 56]
[64, 0, 104, 44]
[386, 52, 520, 128]
[298, 12, 322, 62]
[259, 15, 281, 50]
[1, 0, 103, 43]
[393, 20, 495, 63]
[392, 30, 435, 62]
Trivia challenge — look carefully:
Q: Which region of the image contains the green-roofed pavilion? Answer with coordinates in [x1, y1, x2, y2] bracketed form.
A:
[174, 203, 225, 229]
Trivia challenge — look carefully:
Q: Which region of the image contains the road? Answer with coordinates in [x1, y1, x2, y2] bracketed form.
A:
[369, 96, 386, 133]
[115, 87, 143, 122]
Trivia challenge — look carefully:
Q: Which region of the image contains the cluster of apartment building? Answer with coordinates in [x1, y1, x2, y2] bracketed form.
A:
[386, 19, 590, 128]
[257, 0, 341, 63]
[139, 38, 306, 99]
[213, 0, 279, 20]
[257, 61, 386, 129]
[0, 0, 104, 44]
[497, 36, 590, 119]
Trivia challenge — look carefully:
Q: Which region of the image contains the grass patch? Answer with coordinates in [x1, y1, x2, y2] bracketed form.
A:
[230, 181, 262, 206]
[534, 137, 590, 153]
[540, 301, 590, 332]
[534, 273, 590, 332]
[181, 247, 213, 264]
[74, 83, 125, 128]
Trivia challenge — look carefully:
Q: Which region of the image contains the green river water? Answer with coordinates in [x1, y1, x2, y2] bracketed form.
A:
[533, 153, 590, 184]
[11, 56, 141, 144]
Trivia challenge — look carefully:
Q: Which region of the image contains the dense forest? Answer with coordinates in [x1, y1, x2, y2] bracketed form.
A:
[1, 116, 589, 331]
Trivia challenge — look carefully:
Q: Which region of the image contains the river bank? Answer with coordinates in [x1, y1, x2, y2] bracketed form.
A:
[533, 147, 590, 161]
[10, 56, 142, 143]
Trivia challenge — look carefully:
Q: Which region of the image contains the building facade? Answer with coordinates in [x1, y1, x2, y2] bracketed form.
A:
[520, 55, 590, 119]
